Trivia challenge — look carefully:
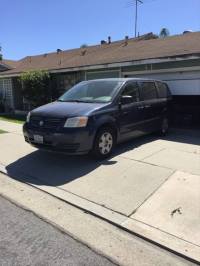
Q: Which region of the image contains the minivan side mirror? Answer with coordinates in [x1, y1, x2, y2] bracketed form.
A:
[120, 95, 133, 105]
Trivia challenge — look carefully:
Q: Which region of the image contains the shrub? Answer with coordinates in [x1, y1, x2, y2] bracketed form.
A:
[20, 70, 51, 107]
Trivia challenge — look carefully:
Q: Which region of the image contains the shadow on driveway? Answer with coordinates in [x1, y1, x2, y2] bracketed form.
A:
[5, 134, 157, 187]
[5, 129, 200, 187]
[165, 128, 200, 146]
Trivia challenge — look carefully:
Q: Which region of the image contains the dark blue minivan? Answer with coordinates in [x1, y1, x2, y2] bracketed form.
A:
[23, 78, 172, 159]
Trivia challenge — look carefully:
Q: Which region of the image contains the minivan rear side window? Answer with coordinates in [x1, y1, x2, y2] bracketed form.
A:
[156, 82, 170, 98]
[121, 82, 140, 102]
[140, 82, 157, 101]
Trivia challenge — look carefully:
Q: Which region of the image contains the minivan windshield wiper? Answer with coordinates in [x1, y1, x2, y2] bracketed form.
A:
[58, 99, 85, 103]
[58, 99, 102, 103]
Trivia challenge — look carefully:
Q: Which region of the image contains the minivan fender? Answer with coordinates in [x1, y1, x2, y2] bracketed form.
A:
[93, 115, 120, 139]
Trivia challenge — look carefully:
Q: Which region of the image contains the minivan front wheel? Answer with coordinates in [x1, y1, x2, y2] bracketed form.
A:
[92, 127, 116, 159]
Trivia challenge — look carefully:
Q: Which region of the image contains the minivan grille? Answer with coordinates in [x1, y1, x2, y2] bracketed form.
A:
[30, 116, 63, 130]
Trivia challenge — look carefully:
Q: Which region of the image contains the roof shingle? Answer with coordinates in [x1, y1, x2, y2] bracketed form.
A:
[0, 59, 19, 69]
[1, 32, 200, 76]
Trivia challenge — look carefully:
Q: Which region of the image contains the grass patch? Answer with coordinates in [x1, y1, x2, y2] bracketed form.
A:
[0, 129, 8, 134]
[0, 114, 26, 124]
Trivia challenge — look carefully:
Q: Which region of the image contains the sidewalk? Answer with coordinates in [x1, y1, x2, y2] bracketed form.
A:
[0, 120, 23, 135]
[0, 120, 200, 263]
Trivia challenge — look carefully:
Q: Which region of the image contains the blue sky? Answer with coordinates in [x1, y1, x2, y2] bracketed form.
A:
[1, 0, 200, 60]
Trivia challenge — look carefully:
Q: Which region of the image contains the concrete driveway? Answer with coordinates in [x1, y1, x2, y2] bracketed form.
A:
[0, 120, 200, 262]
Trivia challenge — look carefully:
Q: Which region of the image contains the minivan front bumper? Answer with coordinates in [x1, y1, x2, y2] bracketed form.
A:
[23, 123, 95, 154]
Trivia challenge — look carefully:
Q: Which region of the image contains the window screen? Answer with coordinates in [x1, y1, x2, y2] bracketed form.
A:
[140, 82, 157, 100]
[157, 82, 170, 98]
[121, 82, 139, 102]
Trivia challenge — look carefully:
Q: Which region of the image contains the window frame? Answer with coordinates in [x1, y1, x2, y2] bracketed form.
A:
[156, 81, 171, 99]
[138, 81, 158, 101]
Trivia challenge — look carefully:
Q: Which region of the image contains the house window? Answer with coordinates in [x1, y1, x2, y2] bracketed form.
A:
[0, 78, 13, 109]
[86, 71, 120, 80]
[0, 79, 4, 97]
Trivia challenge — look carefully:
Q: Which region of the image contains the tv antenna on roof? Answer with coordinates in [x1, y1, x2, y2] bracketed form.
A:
[134, 0, 143, 37]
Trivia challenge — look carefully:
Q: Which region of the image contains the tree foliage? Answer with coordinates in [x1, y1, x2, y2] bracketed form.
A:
[159, 28, 170, 38]
[0, 46, 2, 60]
[80, 44, 88, 48]
[20, 70, 51, 107]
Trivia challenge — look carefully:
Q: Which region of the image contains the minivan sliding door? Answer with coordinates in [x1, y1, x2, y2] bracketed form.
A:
[138, 81, 161, 133]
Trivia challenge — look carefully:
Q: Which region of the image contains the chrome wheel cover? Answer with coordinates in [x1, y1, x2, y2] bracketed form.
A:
[99, 132, 113, 155]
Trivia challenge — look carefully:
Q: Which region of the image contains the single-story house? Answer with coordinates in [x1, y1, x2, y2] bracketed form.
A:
[0, 31, 200, 121]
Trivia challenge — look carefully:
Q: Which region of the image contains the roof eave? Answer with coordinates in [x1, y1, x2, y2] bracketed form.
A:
[0, 53, 200, 78]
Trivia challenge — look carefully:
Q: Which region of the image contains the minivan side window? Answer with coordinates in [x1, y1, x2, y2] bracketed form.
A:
[121, 82, 139, 102]
[140, 82, 157, 101]
[157, 82, 170, 98]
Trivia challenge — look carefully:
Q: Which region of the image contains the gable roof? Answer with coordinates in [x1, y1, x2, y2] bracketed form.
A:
[1, 31, 200, 77]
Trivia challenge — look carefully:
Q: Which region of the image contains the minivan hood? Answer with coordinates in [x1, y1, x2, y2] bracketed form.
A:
[31, 101, 109, 118]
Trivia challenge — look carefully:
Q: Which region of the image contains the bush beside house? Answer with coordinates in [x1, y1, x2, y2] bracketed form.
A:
[20, 70, 51, 108]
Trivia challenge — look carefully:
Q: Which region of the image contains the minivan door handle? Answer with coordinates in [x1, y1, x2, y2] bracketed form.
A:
[137, 106, 145, 110]
[144, 105, 151, 108]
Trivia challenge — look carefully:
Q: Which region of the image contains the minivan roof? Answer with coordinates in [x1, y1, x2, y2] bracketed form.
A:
[86, 78, 166, 83]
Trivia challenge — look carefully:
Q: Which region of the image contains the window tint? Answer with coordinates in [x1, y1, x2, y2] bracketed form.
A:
[157, 82, 170, 98]
[121, 82, 139, 102]
[140, 82, 157, 100]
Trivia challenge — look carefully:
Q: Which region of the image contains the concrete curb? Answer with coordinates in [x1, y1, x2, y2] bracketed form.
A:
[0, 165, 199, 264]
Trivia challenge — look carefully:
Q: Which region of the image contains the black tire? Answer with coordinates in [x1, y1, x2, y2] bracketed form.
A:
[91, 127, 116, 159]
[159, 117, 169, 136]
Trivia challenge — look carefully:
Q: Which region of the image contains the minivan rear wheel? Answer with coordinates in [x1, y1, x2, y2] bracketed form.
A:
[160, 117, 169, 136]
[92, 127, 116, 159]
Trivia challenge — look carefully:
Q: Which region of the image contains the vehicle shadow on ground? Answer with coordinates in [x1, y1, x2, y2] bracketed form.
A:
[6, 134, 157, 187]
[6, 129, 200, 187]
[167, 128, 200, 146]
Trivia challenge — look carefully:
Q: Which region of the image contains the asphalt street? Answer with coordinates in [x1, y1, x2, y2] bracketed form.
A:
[0, 195, 115, 266]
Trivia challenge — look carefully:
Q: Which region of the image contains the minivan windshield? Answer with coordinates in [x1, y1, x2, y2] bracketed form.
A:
[58, 80, 123, 103]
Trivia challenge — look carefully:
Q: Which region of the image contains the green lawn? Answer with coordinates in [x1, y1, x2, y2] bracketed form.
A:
[0, 114, 26, 124]
[0, 129, 8, 134]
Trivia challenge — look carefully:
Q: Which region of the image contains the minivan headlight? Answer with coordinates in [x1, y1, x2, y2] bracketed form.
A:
[26, 112, 31, 123]
[64, 117, 88, 128]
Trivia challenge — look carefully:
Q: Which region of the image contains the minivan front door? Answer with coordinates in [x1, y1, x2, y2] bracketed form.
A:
[118, 82, 144, 140]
